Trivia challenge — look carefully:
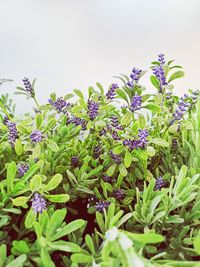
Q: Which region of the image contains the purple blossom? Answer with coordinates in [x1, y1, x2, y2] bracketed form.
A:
[31, 193, 47, 213]
[22, 77, 34, 97]
[170, 94, 190, 125]
[112, 131, 121, 140]
[106, 83, 119, 100]
[127, 68, 142, 88]
[6, 121, 19, 146]
[123, 139, 141, 150]
[17, 162, 29, 177]
[95, 200, 110, 212]
[99, 128, 107, 136]
[155, 176, 167, 190]
[48, 97, 68, 113]
[103, 175, 112, 183]
[109, 151, 122, 164]
[71, 156, 80, 168]
[93, 146, 101, 159]
[88, 100, 99, 120]
[68, 116, 87, 130]
[3, 116, 9, 125]
[113, 189, 125, 200]
[130, 94, 142, 112]
[138, 129, 149, 147]
[30, 130, 44, 143]
[110, 116, 123, 130]
[158, 53, 166, 65]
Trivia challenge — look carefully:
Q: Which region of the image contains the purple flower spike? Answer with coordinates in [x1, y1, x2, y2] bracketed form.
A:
[6, 121, 19, 146]
[95, 200, 110, 212]
[88, 100, 99, 120]
[17, 162, 30, 177]
[67, 116, 87, 130]
[23, 77, 34, 97]
[138, 129, 149, 147]
[158, 53, 166, 65]
[109, 151, 122, 164]
[30, 130, 44, 143]
[113, 189, 125, 200]
[112, 131, 121, 140]
[31, 193, 47, 213]
[130, 94, 142, 112]
[127, 68, 142, 88]
[71, 156, 80, 168]
[155, 176, 166, 190]
[93, 146, 101, 159]
[106, 83, 119, 100]
[49, 97, 68, 113]
[170, 94, 189, 125]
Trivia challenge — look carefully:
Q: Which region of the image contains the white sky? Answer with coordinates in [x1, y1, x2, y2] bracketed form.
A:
[0, 0, 200, 113]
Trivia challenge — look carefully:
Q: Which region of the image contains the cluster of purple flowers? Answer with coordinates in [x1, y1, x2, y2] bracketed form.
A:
[71, 156, 80, 168]
[17, 162, 30, 177]
[106, 83, 119, 100]
[95, 200, 110, 212]
[22, 77, 34, 97]
[113, 188, 125, 200]
[93, 146, 101, 159]
[87, 100, 99, 120]
[67, 115, 87, 130]
[191, 90, 200, 107]
[110, 116, 123, 130]
[4, 118, 19, 146]
[103, 175, 112, 183]
[123, 129, 149, 150]
[30, 130, 44, 143]
[127, 68, 142, 88]
[109, 151, 122, 164]
[155, 176, 167, 190]
[152, 54, 167, 93]
[170, 94, 190, 125]
[130, 94, 142, 112]
[48, 97, 69, 113]
[31, 192, 47, 213]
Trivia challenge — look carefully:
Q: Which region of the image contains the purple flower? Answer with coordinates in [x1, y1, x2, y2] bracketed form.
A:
[17, 162, 29, 177]
[112, 131, 121, 140]
[103, 175, 112, 183]
[3, 116, 9, 125]
[30, 130, 44, 143]
[158, 53, 165, 65]
[113, 189, 125, 200]
[48, 97, 68, 113]
[127, 68, 142, 88]
[95, 200, 110, 212]
[99, 128, 107, 136]
[106, 83, 119, 100]
[110, 116, 123, 130]
[123, 139, 141, 150]
[6, 121, 19, 146]
[31, 193, 47, 213]
[93, 146, 101, 159]
[23, 77, 34, 97]
[88, 100, 99, 120]
[155, 176, 167, 190]
[138, 129, 149, 147]
[71, 156, 80, 168]
[110, 151, 122, 164]
[130, 94, 142, 112]
[68, 116, 87, 130]
[170, 94, 190, 125]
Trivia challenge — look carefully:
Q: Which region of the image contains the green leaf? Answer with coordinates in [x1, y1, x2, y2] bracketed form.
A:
[121, 111, 132, 126]
[0, 244, 6, 267]
[168, 71, 184, 83]
[96, 82, 104, 93]
[146, 146, 156, 157]
[21, 160, 43, 182]
[106, 164, 116, 176]
[150, 75, 160, 90]
[50, 219, 86, 241]
[125, 231, 165, 244]
[30, 175, 42, 192]
[119, 164, 127, 177]
[95, 120, 106, 131]
[47, 209, 67, 238]
[45, 194, 70, 203]
[150, 138, 169, 147]
[41, 248, 55, 267]
[124, 150, 132, 168]
[14, 139, 23, 156]
[113, 145, 124, 155]
[25, 208, 37, 229]
[45, 174, 62, 191]
[45, 118, 57, 132]
[143, 104, 161, 113]
[46, 140, 59, 152]
[193, 231, 200, 255]
[6, 254, 27, 267]
[74, 89, 84, 99]
[48, 241, 81, 253]
[12, 240, 30, 254]
[85, 234, 95, 255]
[12, 196, 29, 207]
[36, 113, 43, 129]
[71, 253, 93, 264]
[7, 161, 16, 194]
[116, 89, 129, 104]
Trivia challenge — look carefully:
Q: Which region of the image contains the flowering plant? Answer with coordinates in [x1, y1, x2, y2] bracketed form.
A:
[0, 54, 200, 266]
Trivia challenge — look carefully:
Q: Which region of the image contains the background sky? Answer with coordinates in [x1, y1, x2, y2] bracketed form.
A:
[0, 0, 200, 113]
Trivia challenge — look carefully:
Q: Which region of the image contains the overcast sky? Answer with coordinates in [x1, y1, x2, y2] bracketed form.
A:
[0, 0, 200, 113]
